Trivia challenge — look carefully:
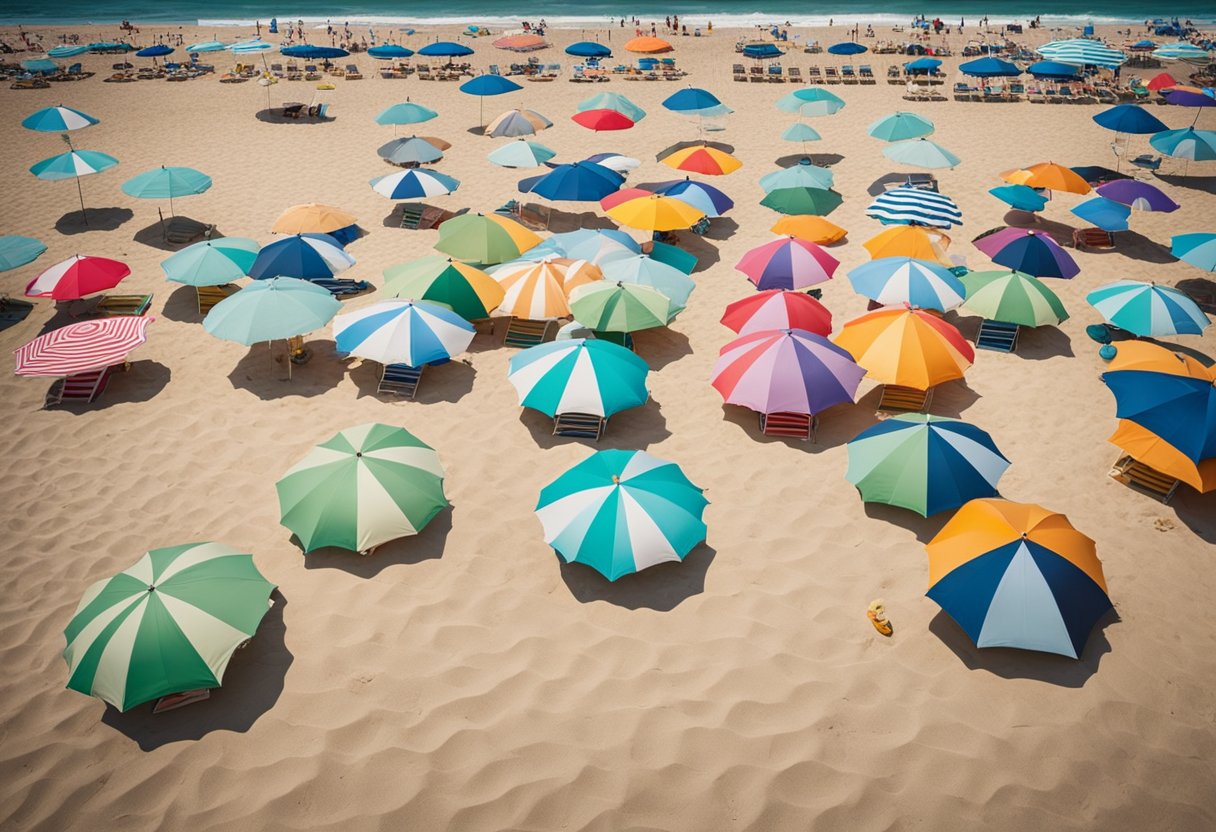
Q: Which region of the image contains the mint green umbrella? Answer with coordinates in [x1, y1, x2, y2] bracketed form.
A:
[63, 542, 276, 712]
[122, 165, 213, 215]
[882, 138, 960, 170]
[160, 238, 259, 286]
[868, 112, 935, 142]
[203, 277, 340, 344]
[761, 186, 844, 216]
[961, 270, 1069, 327]
[569, 281, 675, 332]
[488, 139, 557, 168]
[276, 423, 448, 553]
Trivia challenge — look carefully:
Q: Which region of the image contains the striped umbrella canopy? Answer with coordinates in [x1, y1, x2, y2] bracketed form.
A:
[604, 193, 705, 232]
[249, 233, 354, 280]
[25, 254, 129, 299]
[160, 238, 259, 286]
[759, 160, 835, 192]
[988, 184, 1048, 213]
[973, 228, 1079, 278]
[486, 108, 552, 138]
[371, 168, 460, 199]
[29, 149, 118, 181]
[229, 39, 273, 53]
[926, 499, 1111, 658]
[489, 139, 557, 168]
[377, 136, 444, 165]
[847, 257, 965, 311]
[864, 225, 951, 264]
[272, 203, 358, 235]
[1172, 233, 1216, 271]
[333, 299, 474, 366]
[47, 45, 90, 58]
[508, 338, 648, 418]
[383, 256, 503, 320]
[22, 105, 98, 132]
[525, 228, 640, 265]
[1070, 197, 1130, 232]
[865, 187, 962, 228]
[1036, 38, 1126, 68]
[846, 415, 1010, 516]
[1095, 180, 1179, 213]
[0, 235, 47, 272]
[582, 152, 641, 173]
[882, 138, 960, 170]
[185, 40, 228, 52]
[868, 111, 934, 141]
[761, 187, 843, 217]
[960, 270, 1069, 327]
[600, 254, 695, 307]
[203, 277, 341, 345]
[771, 215, 847, 244]
[376, 101, 437, 125]
[721, 289, 832, 336]
[1150, 127, 1216, 161]
[1108, 420, 1216, 493]
[661, 145, 742, 175]
[15, 316, 153, 377]
[62, 542, 276, 711]
[569, 281, 676, 331]
[492, 257, 602, 318]
[277, 423, 448, 554]
[835, 307, 974, 389]
[1153, 42, 1212, 64]
[652, 178, 733, 217]
[435, 213, 542, 265]
[711, 328, 864, 415]
[737, 237, 839, 291]
[577, 92, 646, 122]
[536, 450, 707, 582]
[775, 87, 846, 116]
[1001, 161, 1091, 194]
[1087, 280, 1209, 337]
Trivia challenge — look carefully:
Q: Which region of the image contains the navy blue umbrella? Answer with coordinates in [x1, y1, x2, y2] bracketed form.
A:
[367, 44, 414, 59]
[249, 233, 354, 280]
[827, 42, 867, 56]
[281, 44, 349, 59]
[958, 56, 1021, 77]
[1027, 60, 1081, 80]
[519, 161, 623, 202]
[419, 41, 474, 57]
[566, 41, 611, 58]
[136, 44, 174, 58]
[742, 43, 783, 59]
[1092, 104, 1168, 135]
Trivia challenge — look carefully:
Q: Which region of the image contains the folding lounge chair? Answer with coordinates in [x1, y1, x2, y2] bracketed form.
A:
[1073, 228, 1115, 250]
[859, 65, 875, 83]
[841, 65, 858, 83]
[399, 203, 427, 229]
[503, 317, 556, 347]
[786, 66, 803, 83]
[46, 365, 116, 406]
[975, 319, 1019, 352]
[807, 65, 823, 83]
[379, 363, 423, 398]
[553, 412, 606, 440]
[878, 384, 932, 413]
[344, 63, 362, 80]
[96, 294, 153, 316]
[1109, 454, 1180, 503]
[887, 65, 901, 83]
[196, 284, 238, 315]
[759, 411, 817, 441]
[308, 277, 371, 296]
[824, 67, 840, 84]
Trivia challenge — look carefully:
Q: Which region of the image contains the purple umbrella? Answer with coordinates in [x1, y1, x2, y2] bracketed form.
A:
[710, 328, 865, 415]
[973, 228, 1080, 279]
[1095, 179, 1180, 213]
[1162, 88, 1216, 108]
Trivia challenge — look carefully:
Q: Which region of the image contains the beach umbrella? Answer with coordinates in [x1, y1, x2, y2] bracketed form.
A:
[1036, 38, 1126, 68]
[925, 499, 1112, 658]
[62, 542, 275, 711]
[827, 41, 867, 55]
[382, 256, 503, 319]
[136, 44, 174, 60]
[567, 41, 611, 58]
[720, 290, 832, 336]
[1162, 86, 1216, 108]
[160, 238, 258, 286]
[865, 187, 962, 229]
[1107, 420, 1216, 493]
[485, 108, 551, 138]
[25, 255, 129, 300]
[1172, 233, 1216, 271]
[493, 33, 547, 51]
[229, 39, 273, 58]
[781, 123, 821, 143]
[493, 257, 601, 318]
[623, 36, 673, 54]
[960, 270, 1069, 327]
[0, 235, 46, 271]
[1092, 104, 1167, 135]
[489, 139, 556, 168]
[367, 44, 414, 59]
[572, 109, 636, 132]
[600, 255, 695, 307]
[29, 149, 118, 219]
[280, 45, 347, 60]
[652, 177, 733, 217]
[834, 307, 974, 389]
[905, 57, 942, 75]
[711, 328, 864, 415]
[1095, 180, 1180, 213]
[847, 257, 965, 311]
[661, 144, 741, 175]
[1070, 198, 1130, 232]
[1146, 72, 1179, 91]
[1004, 161, 1091, 194]
[435, 213, 542, 265]
[520, 161, 623, 202]
[527, 229, 640, 265]
[737, 237, 838, 291]
[846, 415, 1010, 516]
[761, 187, 843, 217]
[1069, 165, 1130, 186]
[864, 225, 951, 264]
[582, 152, 641, 173]
[536, 449, 706, 582]
[868, 112, 934, 142]
[459, 74, 522, 128]
[569, 281, 676, 331]
[333, 299, 474, 366]
[604, 193, 704, 232]
[776, 88, 846, 117]
[771, 215, 847, 244]
[185, 40, 227, 52]
[1150, 127, 1216, 161]
[371, 168, 460, 200]
[883, 138, 960, 170]
[204, 277, 340, 345]
[277, 423, 447, 554]
[375, 100, 436, 125]
[272, 203, 358, 236]
[377, 136, 444, 165]
[988, 184, 1048, 213]
[21, 59, 60, 75]
[419, 41, 474, 58]
[1026, 60, 1081, 80]
[48, 45, 90, 58]
[959, 56, 1020, 77]
[508, 339, 648, 417]
[973, 228, 1079, 278]
[662, 88, 724, 113]
[249, 233, 353, 280]
[15, 316, 153, 378]
[578, 92, 646, 122]
[1087, 280, 1209, 337]
[22, 105, 97, 133]
[1153, 42, 1212, 64]
[742, 43, 783, 59]
[121, 165, 212, 216]
[760, 160, 834, 192]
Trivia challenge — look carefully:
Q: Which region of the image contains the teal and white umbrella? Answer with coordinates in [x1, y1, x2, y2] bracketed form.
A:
[1086, 280, 1209, 336]
[508, 338, 649, 417]
[22, 105, 98, 133]
[489, 139, 557, 168]
[185, 40, 228, 52]
[30, 149, 119, 218]
[775, 88, 846, 117]
[577, 92, 646, 122]
[276, 423, 448, 553]
[1152, 42, 1211, 65]
[332, 299, 474, 366]
[229, 39, 273, 54]
[63, 542, 276, 712]
[0, 235, 46, 272]
[204, 277, 341, 345]
[1036, 39, 1126, 68]
[375, 100, 438, 125]
[122, 165, 213, 215]
[759, 161, 834, 193]
[882, 138, 960, 169]
[1149, 127, 1216, 162]
[160, 237, 259, 286]
[535, 450, 708, 581]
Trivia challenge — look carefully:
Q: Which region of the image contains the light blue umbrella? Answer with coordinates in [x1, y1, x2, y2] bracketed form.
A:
[507, 339, 649, 418]
[525, 229, 640, 265]
[229, 39, 273, 54]
[652, 178, 733, 217]
[847, 257, 966, 311]
[989, 184, 1048, 213]
[759, 159, 834, 192]
[160, 238, 259, 286]
[375, 101, 438, 126]
[535, 449, 708, 581]
[22, 105, 97, 133]
[577, 92, 646, 122]
[1172, 233, 1216, 271]
[332, 299, 474, 366]
[1036, 38, 1126, 68]
[185, 40, 228, 52]
[865, 187, 962, 229]
[1154, 42, 1212, 65]
[47, 45, 89, 58]
[1150, 127, 1216, 161]
[0, 236, 46, 272]
[489, 139, 557, 168]
[1087, 280, 1209, 336]
[882, 138, 960, 169]
[775, 88, 845, 117]
[30, 150, 119, 217]
[600, 254, 695, 307]
[1070, 197, 1130, 231]
[371, 169, 460, 199]
[781, 123, 821, 142]
[203, 277, 341, 345]
[21, 59, 59, 75]
[377, 136, 444, 165]
[868, 112, 934, 141]
[122, 165, 212, 215]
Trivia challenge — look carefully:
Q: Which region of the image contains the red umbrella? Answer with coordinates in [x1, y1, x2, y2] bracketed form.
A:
[599, 187, 654, 211]
[571, 109, 635, 132]
[24, 255, 130, 300]
[1146, 72, 1178, 91]
[721, 290, 833, 336]
[15, 316, 154, 377]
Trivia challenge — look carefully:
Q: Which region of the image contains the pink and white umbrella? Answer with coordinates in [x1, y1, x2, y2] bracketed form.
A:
[25, 255, 130, 300]
[15, 316, 154, 377]
[710, 327, 864, 415]
[721, 290, 833, 336]
[735, 237, 839, 291]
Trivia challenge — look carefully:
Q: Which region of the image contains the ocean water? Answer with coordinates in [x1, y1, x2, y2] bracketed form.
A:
[2, 0, 1212, 28]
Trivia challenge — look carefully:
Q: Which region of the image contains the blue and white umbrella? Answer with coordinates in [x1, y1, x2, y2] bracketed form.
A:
[601, 254, 695, 308]
[1153, 42, 1212, 65]
[526, 229, 639, 265]
[47, 45, 89, 58]
[1086, 280, 1210, 336]
[866, 187, 962, 228]
[229, 39, 273, 54]
[507, 338, 649, 418]
[847, 257, 966, 311]
[582, 152, 641, 173]
[249, 233, 354, 280]
[185, 40, 228, 52]
[333, 299, 474, 366]
[370, 169, 460, 199]
[1036, 38, 1126, 68]
[1150, 127, 1216, 161]
[22, 105, 97, 133]
[652, 178, 734, 217]
[775, 88, 846, 117]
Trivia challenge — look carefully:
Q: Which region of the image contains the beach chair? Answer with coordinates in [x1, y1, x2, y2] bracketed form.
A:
[1073, 228, 1115, 250]
[164, 216, 212, 245]
[269, 62, 284, 77]
[787, 66, 803, 83]
[344, 63, 362, 80]
[1057, 85, 1076, 103]
[553, 412, 606, 440]
[904, 173, 939, 191]
[767, 64, 785, 82]
[841, 65, 858, 83]
[952, 82, 976, 101]
[748, 65, 763, 83]
[859, 64, 876, 83]
[378, 363, 423, 398]
[152, 689, 211, 713]
[46, 365, 116, 407]
[759, 411, 817, 441]
[399, 203, 427, 229]
[975, 320, 1019, 352]
[887, 65, 901, 83]
[97, 294, 153, 317]
[285, 62, 301, 79]
[196, 284, 238, 315]
[878, 384, 932, 413]
[1026, 83, 1046, 103]
[1109, 454, 1180, 503]
[733, 65, 746, 82]
[1130, 154, 1161, 173]
[503, 317, 557, 348]
[303, 64, 321, 80]
[488, 64, 501, 75]
[824, 66, 841, 84]
[309, 277, 371, 296]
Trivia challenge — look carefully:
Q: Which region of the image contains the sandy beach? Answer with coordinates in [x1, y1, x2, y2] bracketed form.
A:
[1, 18, 1215, 831]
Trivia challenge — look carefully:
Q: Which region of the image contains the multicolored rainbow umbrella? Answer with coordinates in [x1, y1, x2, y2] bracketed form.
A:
[720, 290, 832, 336]
[711, 328, 864, 415]
[736, 236, 839, 291]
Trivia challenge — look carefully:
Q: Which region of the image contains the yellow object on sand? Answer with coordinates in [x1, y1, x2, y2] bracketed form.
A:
[606, 193, 705, 232]
[868, 600, 893, 636]
[770, 215, 847, 244]
[272, 203, 358, 235]
[863, 225, 951, 265]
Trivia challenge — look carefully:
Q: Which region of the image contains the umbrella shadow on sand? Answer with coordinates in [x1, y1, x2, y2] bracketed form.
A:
[780, 153, 843, 169]
[1103, 231, 1178, 265]
[693, 217, 737, 245]
[862, 502, 950, 542]
[227, 339, 347, 398]
[253, 108, 335, 125]
[632, 326, 693, 370]
[101, 590, 293, 751]
[559, 544, 716, 611]
[302, 507, 454, 578]
[719, 399, 878, 454]
[929, 607, 1116, 687]
[37, 360, 172, 412]
[54, 207, 133, 235]
[656, 140, 735, 161]
[347, 355, 477, 404]
[949, 313, 1074, 361]
[160, 284, 210, 323]
[1154, 173, 1216, 193]
[1169, 488, 1216, 540]
[518, 397, 671, 450]
[132, 217, 215, 252]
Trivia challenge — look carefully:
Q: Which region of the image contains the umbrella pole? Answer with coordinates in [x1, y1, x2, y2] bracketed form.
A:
[74, 175, 89, 227]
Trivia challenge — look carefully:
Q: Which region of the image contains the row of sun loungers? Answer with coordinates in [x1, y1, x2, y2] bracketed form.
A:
[732, 64, 878, 83]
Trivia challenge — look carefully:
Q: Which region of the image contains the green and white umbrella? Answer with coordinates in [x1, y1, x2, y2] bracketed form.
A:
[276, 423, 448, 553]
[536, 449, 708, 581]
[569, 280, 676, 332]
[63, 542, 276, 712]
[960, 270, 1069, 327]
[160, 237, 259, 286]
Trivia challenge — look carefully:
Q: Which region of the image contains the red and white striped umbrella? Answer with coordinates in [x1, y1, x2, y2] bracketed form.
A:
[25, 255, 130, 300]
[15, 316, 154, 377]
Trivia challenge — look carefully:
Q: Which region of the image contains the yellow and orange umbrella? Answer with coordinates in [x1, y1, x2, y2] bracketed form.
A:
[624, 36, 673, 53]
[492, 257, 602, 319]
[863, 225, 951, 265]
[272, 203, 358, 235]
[1108, 420, 1216, 492]
[770, 215, 848, 244]
[1000, 162, 1091, 195]
[604, 193, 705, 232]
[834, 307, 974, 389]
[661, 144, 742, 176]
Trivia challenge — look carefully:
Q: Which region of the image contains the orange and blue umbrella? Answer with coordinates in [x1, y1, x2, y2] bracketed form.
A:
[711, 328, 864, 415]
[736, 236, 838, 291]
[721, 290, 832, 336]
[973, 228, 1079, 278]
